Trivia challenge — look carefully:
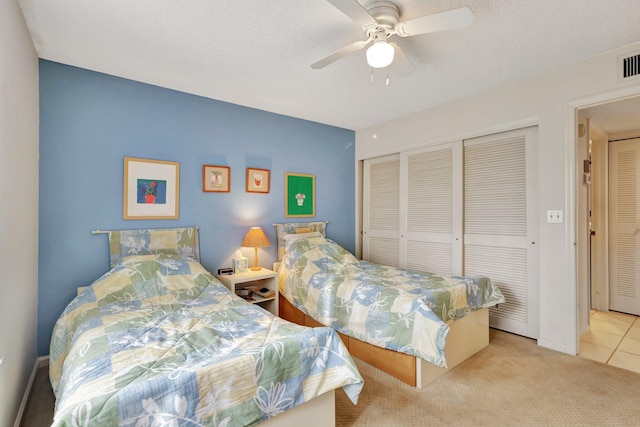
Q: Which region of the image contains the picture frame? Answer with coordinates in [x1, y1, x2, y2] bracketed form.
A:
[203, 165, 230, 193]
[246, 167, 270, 193]
[123, 157, 180, 220]
[285, 172, 315, 217]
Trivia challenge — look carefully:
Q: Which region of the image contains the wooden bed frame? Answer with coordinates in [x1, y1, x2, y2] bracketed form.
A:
[279, 294, 489, 388]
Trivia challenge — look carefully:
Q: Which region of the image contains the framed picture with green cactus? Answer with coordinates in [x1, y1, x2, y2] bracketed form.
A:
[285, 172, 315, 218]
[123, 157, 180, 220]
[203, 165, 230, 193]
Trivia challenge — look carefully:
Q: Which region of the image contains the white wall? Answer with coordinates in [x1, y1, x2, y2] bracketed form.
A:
[0, 1, 39, 425]
[356, 42, 640, 355]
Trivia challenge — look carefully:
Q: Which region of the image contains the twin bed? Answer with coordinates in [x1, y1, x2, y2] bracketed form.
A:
[49, 227, 362, 427]
[50, 224, 504, 426]
[274, 222, 505, 387]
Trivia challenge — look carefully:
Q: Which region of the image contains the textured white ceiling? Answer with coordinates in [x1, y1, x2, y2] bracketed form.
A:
[17, 0, 640, 130]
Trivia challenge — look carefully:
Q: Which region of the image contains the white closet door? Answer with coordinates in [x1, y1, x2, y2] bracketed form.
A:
[402, 143, 462, 276]
[363, 154, 400, 266]
[463, 127, 539, 338]
[362, 128, 539, 338]
[609, 139, 640, 315]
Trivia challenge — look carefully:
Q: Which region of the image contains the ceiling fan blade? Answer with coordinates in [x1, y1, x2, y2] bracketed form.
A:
[389, 42, 415, 77]
[311, 40, 370, 69]
[395, 6, 474, 37]
[326, 0, 378, 27]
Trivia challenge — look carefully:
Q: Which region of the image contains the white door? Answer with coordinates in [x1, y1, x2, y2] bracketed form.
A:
[402, 143, 462, 276]
[363, 154, 400, 266]
[609, 138, 640, 315]
[462, 127, 539, 338]
[362, 128, 539, 338]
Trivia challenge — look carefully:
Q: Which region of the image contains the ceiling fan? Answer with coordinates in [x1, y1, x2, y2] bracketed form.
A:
[312, 0, 474, 76]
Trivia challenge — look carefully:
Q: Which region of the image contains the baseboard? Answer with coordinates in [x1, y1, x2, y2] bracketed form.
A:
[537, 338, 569, 355]
[38, 355, 50, 367]
[13, 356, 45, 427]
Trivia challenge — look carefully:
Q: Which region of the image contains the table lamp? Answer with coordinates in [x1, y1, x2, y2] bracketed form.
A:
[241, 226, 271, 271]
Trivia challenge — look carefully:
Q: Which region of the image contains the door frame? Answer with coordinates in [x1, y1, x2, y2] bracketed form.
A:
[568, 85, 640, 354]
[589, 122, 609, 313]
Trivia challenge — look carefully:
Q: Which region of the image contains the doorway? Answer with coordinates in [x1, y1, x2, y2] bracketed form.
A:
[576, 95, 640, 371]
[579, 97, 640, 318]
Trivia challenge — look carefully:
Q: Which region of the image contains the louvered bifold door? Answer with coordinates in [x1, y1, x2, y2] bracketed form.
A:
[363, 154, 400, 266]
[402, 143, 462, 276]
[463, 127, 539, 338]
[609, 138, 640, 316]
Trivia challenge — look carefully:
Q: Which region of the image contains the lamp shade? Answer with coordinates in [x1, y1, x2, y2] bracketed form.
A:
[241, 227, 271, 248]
[241, 227, 271, 271]
[366, 40, 395, 68]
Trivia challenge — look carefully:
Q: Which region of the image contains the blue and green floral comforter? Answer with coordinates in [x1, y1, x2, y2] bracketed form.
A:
[50, 254, 363, 427]
[278, 236, 505, 368]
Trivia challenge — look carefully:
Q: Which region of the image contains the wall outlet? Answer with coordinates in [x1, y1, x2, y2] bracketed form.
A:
[547, 210, 563, 223]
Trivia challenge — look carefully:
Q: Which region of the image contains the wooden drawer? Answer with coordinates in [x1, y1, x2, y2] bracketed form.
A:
[349, 338, 416, 386]
[278, 294, 305, 325]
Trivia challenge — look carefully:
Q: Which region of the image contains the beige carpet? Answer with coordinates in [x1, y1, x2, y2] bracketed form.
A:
[336, 329, 640, 426]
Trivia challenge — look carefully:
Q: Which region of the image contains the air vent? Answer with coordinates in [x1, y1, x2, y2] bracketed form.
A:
[618, 51, 640, 83]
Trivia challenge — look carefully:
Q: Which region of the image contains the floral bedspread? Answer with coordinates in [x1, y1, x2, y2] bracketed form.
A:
[50, 254, 363, 427]
[278, 235, 505, 368]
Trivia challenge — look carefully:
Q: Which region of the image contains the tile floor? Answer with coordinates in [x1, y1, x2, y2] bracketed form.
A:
[579, 310, 640, 374]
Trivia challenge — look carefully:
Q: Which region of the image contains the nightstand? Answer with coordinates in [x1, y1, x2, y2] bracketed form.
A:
[216, 268, 278, 315]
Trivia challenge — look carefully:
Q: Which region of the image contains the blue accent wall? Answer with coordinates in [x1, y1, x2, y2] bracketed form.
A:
[38, 60, 355, 355]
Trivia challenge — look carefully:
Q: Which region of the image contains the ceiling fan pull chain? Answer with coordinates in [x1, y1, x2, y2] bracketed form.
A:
[371, 67, 374, 82]
[386, 69, 390, 86]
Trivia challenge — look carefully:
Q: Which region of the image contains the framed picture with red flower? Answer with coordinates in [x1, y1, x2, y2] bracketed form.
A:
[123, 157, 180, 220]
[246, 167, 270, 193]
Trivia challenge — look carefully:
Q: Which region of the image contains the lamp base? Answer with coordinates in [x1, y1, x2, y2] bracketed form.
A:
[251, 247, 262, 271]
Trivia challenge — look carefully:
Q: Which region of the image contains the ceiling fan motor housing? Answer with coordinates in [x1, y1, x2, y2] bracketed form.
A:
[366, 1, 400, 29]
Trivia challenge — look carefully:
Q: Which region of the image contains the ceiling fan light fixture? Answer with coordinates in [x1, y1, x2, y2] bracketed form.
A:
[366, 40, 395, 68]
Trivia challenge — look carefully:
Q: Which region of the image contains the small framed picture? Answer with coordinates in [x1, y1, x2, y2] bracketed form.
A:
[203, 165, 230, 193]
[285, 172, 315, 218]
[123, 157, 180, 220]
[246, 168, 270, 193]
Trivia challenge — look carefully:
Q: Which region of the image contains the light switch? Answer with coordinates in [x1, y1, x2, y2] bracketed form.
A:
[547, 210, 563, 223]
